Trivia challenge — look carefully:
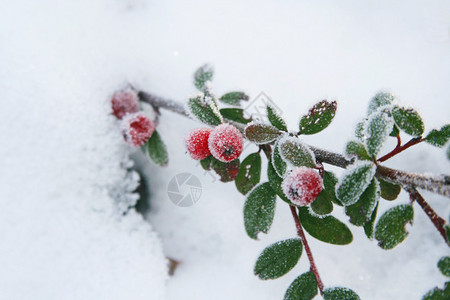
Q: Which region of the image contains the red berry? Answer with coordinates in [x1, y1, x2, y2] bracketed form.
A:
[208, 124, 243, 162]
[121, 112, 155, 147]
[282, 167, 323, 206]
[111, 89, 140, 119]
[185, 128, 213, 160]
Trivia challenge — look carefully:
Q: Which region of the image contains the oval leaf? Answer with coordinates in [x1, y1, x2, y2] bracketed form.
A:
[423, 282, 450, 300]
[375, 204, 414, 250]
[324, 171, 342, 206]
[379, 178, 401, 201]
[220, 108, 251, 124]
[244, 182, 276, 239]
[267, 159, 294, 205]
[298, 207, 353, 245]
[364, 202, 379, 240]
[345, 140, 371, 161]
[336, 161, 376, 206]
[367, 92, 394, 115]
[345, 178, 380, 226]
[299, 100, 337, 135]
[219, 91, 249, 106]
[267, 105, 288, 132]
[187, 94, 222, 126]
[210, 158, 240, 182]
[323, 287, 361, 300]
[236, 152, 262, 195]
[254, 238, 303, 280]
[425, 124, 450, 147]
[310, 189, 333, 216]
[438, 257, 450, 277]
[146, 130, 168, 166]
[364, 110, 394, 158]
[279, 136, 316, 168]
[272, 140, 288, 177]
[284, 271, 318, 300]
[245, 123, 281, 144]
[193, 64, 213, 90]
[392, 106, 424, 136]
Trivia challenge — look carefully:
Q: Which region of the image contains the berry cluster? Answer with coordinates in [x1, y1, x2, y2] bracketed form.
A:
[111, 89, 155, 147]
[185, 123, 243, 162]
[282, 167, 323, 206]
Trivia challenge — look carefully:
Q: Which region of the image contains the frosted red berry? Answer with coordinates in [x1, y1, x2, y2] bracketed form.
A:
[208, 123, 243, 162]
[185, 128, 213, 160]
[111, 89, 140, 119]
[282, 167, 323, 206]
[121, 112, 155, 147]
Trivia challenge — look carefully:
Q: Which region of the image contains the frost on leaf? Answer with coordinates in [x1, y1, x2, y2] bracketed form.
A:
[364, 202, 379, 240]
[272, 140, 287, 177]
[323, 287, 361, 300]
[323, 171, 341, 206]
[425, 124, 450, 147]
[267, 105, 288, 132]
[422, 282, 450, 300]
[391, 105, 424, 137]
[299, 100, 337, 135]
[219, 91, 249, 106]
[244, 182, 276, 239]
[187, 94, 222, 126]
[235, 152, 262, 195]
[355, 120, 365, 142]
[437, 256, 450, 277]
[375, 204, 414, 250]
[193, 64, 214, 90]
[267, 159, 294, 205]
[345, 178, 380, 226]
[254, 238, 302, 280]
[336, 161, 376, 206]
[245, 122, 281, 144]
[278, 136, 316, 168]
[363, 109, 394, 158]
[367, 92, 394, 115]
[219, 108, 251, 124]
[146, 130, 168, 167]
[284, 271, 318, 300]
[345, 140, 371, 161]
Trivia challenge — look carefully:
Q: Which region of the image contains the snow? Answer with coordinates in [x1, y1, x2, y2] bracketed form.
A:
[1, 0, 450, 300]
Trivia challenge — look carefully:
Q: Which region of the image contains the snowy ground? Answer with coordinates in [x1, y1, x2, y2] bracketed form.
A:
[1, 0, 449, 299]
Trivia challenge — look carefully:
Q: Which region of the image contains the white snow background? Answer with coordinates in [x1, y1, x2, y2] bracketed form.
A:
[0, 0, 449, 299]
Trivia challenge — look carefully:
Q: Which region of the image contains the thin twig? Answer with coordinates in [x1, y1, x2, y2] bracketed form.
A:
[377, 137, 423, 163]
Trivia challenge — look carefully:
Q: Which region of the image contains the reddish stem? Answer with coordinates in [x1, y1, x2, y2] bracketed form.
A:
[405, 186, 449, 246]
[289, 205, 325, 294]
[377, 137, 423, 163]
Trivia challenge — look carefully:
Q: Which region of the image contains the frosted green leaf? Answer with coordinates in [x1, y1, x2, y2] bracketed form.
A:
[425, 125, 450, 147]
[367, 92, 394, 115]
[423, 282, 450, 300]
[438, 257, 450, 277]
[219, 91, 249, 105]
[254, 238, 303, 280]
[278, 136, 316, 168]
[298, 207, 353, 245]
[364, 110, 394, 158]
[389, 124, 400, 137]
[235, 152, 262, 195]
[284, 271, 318, 300]
[355, 121, 365, 141]
[364, 202, 379, 239]
[345, 140, 371, 160]
[220, 108, 251, 124]
[244, 182, 276, 239]
[324, 171, 341, 206]
[210, 158, 240, 182]
[272, 140, 287, 177]
[310, 189, 333, 216]
[336, 161, 376, 206]
[245, 123, 281, 144]
[193, 64, 213, 90]
[323, 287, 360, 300]
[447, 144, 450, 160]
[379, 178, 401, 201]
[375, 204, 414, 250]
[187, 94, 222, 126]
[392, 106, 425, 136]
[299, 100, 337, 135]
[146, 130, 168, 166]
[267, 105, 288, 131]
[345, 178, 380, 226]
[267, 159, 293, 205]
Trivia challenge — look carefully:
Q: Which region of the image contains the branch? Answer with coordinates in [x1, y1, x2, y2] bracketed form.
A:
[138, 90, 450, 198]
[377, 137, 423, 163]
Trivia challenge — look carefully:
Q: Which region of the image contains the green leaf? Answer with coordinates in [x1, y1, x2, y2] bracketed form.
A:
[219, 108, 251, 124]
[254, 238, 303, 280]
[310, 189, 333, 216]
[379, 178, 401, 201]
[267, 105, 288, 132]
[267, 159, 293, 205]
[355, 121, 365, 141]
[336, 161, 376, 206]
[271, 140, 287, 177]
[323, 287, 361, 300]
[364, 110, 394, 158]
[219, 91, 249, 105]
[210, 158, 240, 182]
[423, 282, 450, 300]
[244, 182, 276, 239]
[299, 100, 337, 135]
[235, 152, 262, 195]
[324, 171, 342, 206]
[245, 123, 281, 144]
[375, 204, 414, 250]
[447, 144, 450, 160]
[367, 92, 394, 115]
[283, 271, 318, 300]
[425, 125, 450, 147]
[345, 178, 380, 226]
[345, 140, 371, 160]
[200, 156, 212, 170]
[392, 106, 425, 136]
[438, 257, 450, 277]
[298, 207, 353, 245]
[146, 130, 168, 166]
[187, 95, 222, 126]
[389, 124, 400, 137]
[364, 202, 379, 239]
[279, 137, 316, 168]
[193, 64, 213, 90]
